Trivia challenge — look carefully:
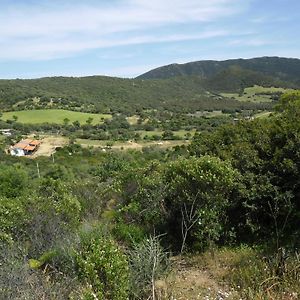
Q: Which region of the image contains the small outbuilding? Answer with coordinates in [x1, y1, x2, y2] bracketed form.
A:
[0, 129, 12, 136]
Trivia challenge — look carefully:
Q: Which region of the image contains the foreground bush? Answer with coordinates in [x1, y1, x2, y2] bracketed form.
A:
[75, 234, 129, 300]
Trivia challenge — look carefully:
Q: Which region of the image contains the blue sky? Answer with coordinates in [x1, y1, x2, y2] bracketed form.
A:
[0, 0, 299, 78]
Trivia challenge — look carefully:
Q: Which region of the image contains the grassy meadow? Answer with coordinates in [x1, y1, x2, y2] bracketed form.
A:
[221, 85, 294, 103]
[1, 109, 112, 125]
[253, 111, 272, 118]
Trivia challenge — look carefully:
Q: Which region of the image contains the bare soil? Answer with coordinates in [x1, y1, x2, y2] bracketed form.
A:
[31, 136, 68, 157]
[79, 140, 190, 150]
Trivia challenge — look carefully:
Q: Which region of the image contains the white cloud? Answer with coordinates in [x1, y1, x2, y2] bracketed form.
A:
[250, 15, 291, 24]
[0, 0, 245, 60]
[228, 38, 273, 47]
[0, 30, 230, 60]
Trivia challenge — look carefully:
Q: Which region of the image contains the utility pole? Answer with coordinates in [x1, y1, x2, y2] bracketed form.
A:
[36, 162, 41, 178]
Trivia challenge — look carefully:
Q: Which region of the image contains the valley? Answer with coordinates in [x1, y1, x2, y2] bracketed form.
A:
[1, 57, 300, 300]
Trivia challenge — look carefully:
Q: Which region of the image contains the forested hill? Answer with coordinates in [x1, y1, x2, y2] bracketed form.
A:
[0, 75, 267, 114]
[1, 57, 299, 114]
[137, 57, 300, 87]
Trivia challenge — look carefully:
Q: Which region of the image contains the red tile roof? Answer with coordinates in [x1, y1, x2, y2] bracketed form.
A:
[24, 145, 36, 151]
[13, 139, 41, 151]
[29, 140, 41, 146]
[13, 142, 28, 149]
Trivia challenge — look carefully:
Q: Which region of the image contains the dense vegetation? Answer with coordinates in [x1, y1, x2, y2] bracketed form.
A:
[3, 57, 298, 115]
[1, 91, 300, 299]
[1, 108, 236, 144]
[1, 57, 300, 298]
[0, 75, 263, 114]
[138, 56, 300, 88]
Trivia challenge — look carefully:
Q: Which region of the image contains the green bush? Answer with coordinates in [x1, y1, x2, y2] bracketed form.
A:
[37, 178, 81, 228]
[113, 221, 146, 246]
[163, 156, 239, 251]
[75, 234, 129, 300]
[0, 165, 28, 198]
[0, 197, 27, 243]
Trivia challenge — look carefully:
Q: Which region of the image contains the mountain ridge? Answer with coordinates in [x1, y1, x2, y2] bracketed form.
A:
[136, 56, 300, 84]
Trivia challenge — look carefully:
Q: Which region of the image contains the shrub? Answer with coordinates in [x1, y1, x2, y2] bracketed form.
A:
[0, 196, 27, 243]
[112, 221, 146, 246]
[129, 236, 170, 299]
[0, 165, 28, 198]
[75, 234, 129, 300]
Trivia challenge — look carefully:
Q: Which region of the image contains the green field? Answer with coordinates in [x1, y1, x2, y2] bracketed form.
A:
[1, 109, 112, 125]
[253, 111, 272, 119]
[221, 85, 294, 103]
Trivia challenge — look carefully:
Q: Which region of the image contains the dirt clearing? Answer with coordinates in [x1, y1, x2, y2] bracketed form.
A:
[77, 139, 190, 150]
[31, 136, 69, 157]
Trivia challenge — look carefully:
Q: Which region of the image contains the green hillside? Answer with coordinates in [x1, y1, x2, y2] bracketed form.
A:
[0, 76, 265, 114]
[137, 57, 300, 85]
[0, 57, 299, 114]
[201, 65, 287, 93]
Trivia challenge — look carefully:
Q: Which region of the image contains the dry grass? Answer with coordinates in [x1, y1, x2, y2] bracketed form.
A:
[126, 115, 139, 125]
[76, 139, 190, 150]
[155, 255, 237, 300]
[155, 247, 300, 300]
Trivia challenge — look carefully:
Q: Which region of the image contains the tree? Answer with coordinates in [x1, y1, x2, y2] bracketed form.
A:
[188, 91, 300, 246]
[116, 156, 239, 251]
[72, 120, 80, 128]
[162, 130, 174, 140]
[63, 118, 70, 126]
[163, 156, 239, 251]
[85, 117, 93, 125]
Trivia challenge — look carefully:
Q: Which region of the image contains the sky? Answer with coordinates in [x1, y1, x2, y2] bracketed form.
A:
[0, 0, 299, 79]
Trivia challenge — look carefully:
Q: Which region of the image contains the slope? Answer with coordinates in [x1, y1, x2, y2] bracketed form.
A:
[0, 76, 266, 114]
[137, 57, 300, 88]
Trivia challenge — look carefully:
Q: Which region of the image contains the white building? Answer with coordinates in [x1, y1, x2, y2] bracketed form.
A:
[10, 148, 25, 156]
[0, 129, 12, 136]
